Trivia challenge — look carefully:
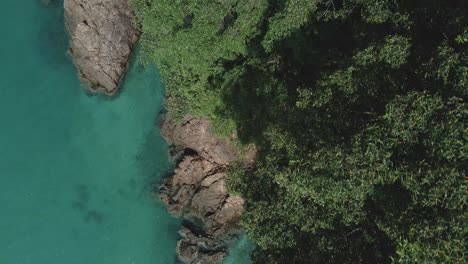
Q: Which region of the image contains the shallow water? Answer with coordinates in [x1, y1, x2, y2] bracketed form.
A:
[0, 1, 180, 263]
[224, 236, 256, 264]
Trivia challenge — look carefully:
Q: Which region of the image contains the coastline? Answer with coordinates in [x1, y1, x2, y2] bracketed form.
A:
[64, 1, 249, 263]
[60, 0, 468, 262]
[159, 115, 251, 263]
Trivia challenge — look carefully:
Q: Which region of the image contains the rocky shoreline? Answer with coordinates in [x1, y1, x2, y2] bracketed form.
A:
[160, 117, 251, 263]
[64, 1, 249, 263]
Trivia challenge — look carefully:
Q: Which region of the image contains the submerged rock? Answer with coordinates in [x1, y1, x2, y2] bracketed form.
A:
[161, 117, 254, 264]
[64, 0, 139, 95]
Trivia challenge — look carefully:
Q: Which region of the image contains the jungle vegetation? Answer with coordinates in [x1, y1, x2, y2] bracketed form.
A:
[130, 0, 467, 263]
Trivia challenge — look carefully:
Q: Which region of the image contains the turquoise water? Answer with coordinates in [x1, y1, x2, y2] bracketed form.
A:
[0, 1, 180, 263]
[224, 236, 256, 264]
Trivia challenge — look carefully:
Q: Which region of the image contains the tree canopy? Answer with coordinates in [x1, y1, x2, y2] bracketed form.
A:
[131, 0, 467, 262]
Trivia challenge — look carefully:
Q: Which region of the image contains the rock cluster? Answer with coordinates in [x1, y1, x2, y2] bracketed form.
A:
[64, 0, 139, 95]
[161, 117, 247, 264]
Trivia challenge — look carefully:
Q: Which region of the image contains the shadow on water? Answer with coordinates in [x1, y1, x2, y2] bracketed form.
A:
[135, 122, 182, 259]
[134, 126, 173, 200]
[37, 0, 69, 69]
[117, 46, 155, 98]
[126, 58, 174, 200]
[80, 46, 150, 102]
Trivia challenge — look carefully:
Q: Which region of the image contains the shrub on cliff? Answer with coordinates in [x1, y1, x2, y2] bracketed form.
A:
[131, 0, 467, 262]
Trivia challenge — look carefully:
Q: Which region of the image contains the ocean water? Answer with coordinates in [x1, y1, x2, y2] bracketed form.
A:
[0, 1, 180, 263]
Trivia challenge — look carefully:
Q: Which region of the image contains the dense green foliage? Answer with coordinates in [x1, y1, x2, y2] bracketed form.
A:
[131, 0, 467, 263]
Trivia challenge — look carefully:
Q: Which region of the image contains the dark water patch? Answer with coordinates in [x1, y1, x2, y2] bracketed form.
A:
[71, 201, 86, 212]
[117, 188, 127, 197]
[84, 210, 104, 224]
[40, 0, 62, 8]
[167, 218, 184, 239]
[74, 184, 89, 204]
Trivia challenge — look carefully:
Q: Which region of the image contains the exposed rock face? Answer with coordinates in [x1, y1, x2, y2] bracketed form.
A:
[161, 117, 249, 264]
[64, 0, 139, 95]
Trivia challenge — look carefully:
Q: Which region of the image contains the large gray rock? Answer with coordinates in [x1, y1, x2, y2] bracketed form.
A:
[64, 0, 139, 95]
